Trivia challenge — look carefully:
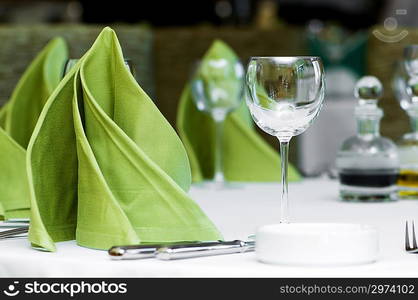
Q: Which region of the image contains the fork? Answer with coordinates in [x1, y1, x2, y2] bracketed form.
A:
[405, 221, 418, 253]
[0, 226, 29, 240]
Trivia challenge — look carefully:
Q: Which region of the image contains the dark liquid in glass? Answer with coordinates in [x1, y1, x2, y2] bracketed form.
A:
[339, 169, 398, 187]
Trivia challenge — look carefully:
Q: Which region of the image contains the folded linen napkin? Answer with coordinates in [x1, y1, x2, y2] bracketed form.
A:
[0, 103, 8, 128]
[0, 38, 68, 219]
[27, 27, 223, 252]
[176, 40, 301, 182]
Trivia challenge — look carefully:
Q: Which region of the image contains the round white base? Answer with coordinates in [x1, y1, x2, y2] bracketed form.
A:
[256, 223, 378, 266]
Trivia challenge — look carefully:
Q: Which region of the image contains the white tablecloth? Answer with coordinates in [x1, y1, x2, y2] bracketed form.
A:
[1, 178, 418, 278]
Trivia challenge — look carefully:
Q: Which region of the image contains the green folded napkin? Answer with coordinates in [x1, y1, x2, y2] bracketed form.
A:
[27, 27, 223, 252]
[177, 40, 301, 182]
[0, 103, 8, 128]
[0, 38, 68, 219]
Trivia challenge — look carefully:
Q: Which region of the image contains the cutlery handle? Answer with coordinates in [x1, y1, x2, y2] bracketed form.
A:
[108, 245, 158, 260]
[156, 240, 255, 260]
[108, 241, 209, 260]
[6, 218, 30, 223]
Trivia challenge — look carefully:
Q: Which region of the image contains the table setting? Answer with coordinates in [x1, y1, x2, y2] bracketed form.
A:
[1, 26, 418, 278]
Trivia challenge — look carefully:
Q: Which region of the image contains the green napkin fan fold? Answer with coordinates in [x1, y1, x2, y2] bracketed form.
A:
[0, 38, 68, 219]
[0, 103, 9, 128]
[27, 27, 222, 252]
[177, 40, 301, 182]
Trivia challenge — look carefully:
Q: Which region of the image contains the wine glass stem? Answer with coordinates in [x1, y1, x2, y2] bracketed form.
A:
[279, 139, 290, 223]
[214, 119, 225, 183]
[409, 115, 418, 134]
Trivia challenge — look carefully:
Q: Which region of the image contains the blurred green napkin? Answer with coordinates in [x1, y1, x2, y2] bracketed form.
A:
[0, 38, 68, 219]
[27, 27, 222, 252]
[177, 40, 301, 182]
[0, 103, 8, 128]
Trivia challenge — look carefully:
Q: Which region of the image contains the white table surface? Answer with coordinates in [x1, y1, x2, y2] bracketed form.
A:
[1, 178, 418, 278]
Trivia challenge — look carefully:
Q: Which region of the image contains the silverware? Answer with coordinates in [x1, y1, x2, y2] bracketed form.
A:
[156, 240, 255, 260]
[108, 241, 207, 260]
[108, 240, 255, 260]
[0, 219, 30, 228]
[405, 221, 418, 253]
[0, 224, 28, 229]
[0, 227, 29, 239]
[0, 219, 29, 239]
[5, 218, 30, 223]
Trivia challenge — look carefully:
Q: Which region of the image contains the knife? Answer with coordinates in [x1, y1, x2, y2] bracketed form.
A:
[108, 241, 216, 260]
[156, 240, 255, 260]
[108, 240, 255, 260]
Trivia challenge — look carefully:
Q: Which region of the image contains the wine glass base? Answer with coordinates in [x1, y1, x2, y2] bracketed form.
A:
[255, 223, 378, 266]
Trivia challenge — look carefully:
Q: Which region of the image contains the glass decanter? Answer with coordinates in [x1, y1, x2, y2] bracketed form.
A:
[336, 76, 399, 202]
[395, 45, 418, 199]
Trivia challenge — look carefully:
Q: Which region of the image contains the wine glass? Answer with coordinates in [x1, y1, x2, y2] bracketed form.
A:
[393, 60, 418, 134]
[245, 57, 325, 223]
[63, 58, 135, 77]
[392, 61, 410, 112]
[404, 45, 418, 78]
[394, 47, 418, 199]
[190, 58, 244, 186]
[403, 45, 418, 114]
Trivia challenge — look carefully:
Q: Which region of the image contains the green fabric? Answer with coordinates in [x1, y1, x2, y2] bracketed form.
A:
[27, 27, 223, 252]
[177, 40, 301, 182]
[0, 103, 8, 128]
[0, 38, 68, 219]
[307, 29, 367, 77]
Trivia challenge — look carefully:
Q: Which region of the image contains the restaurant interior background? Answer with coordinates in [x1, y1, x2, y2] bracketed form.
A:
[0, 0, 415, 176]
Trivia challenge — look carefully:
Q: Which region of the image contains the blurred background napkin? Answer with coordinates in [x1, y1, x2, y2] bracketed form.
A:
[0, 38, 68, 219]
[27, 27, 223, 252]
[177, 40, 300, 182]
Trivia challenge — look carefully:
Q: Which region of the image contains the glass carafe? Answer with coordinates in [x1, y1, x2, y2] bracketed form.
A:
[336, 76, 399, 202]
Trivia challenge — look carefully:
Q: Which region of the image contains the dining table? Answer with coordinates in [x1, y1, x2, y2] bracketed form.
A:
[0, 177, 417, 278]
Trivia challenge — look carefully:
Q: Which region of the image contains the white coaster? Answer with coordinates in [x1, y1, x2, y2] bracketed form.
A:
[256, 223, 378, 266]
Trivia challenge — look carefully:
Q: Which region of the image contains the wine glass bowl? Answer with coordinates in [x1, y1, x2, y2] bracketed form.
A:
[246, 57, 325, 141]
[245, 56, 325, 223]
[392, 61, 412, 112]
[190, 58, 245, 185]
[404, 45, 418, 78]
[403, 45, 418, 111]
[191, 58, 244, 120]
